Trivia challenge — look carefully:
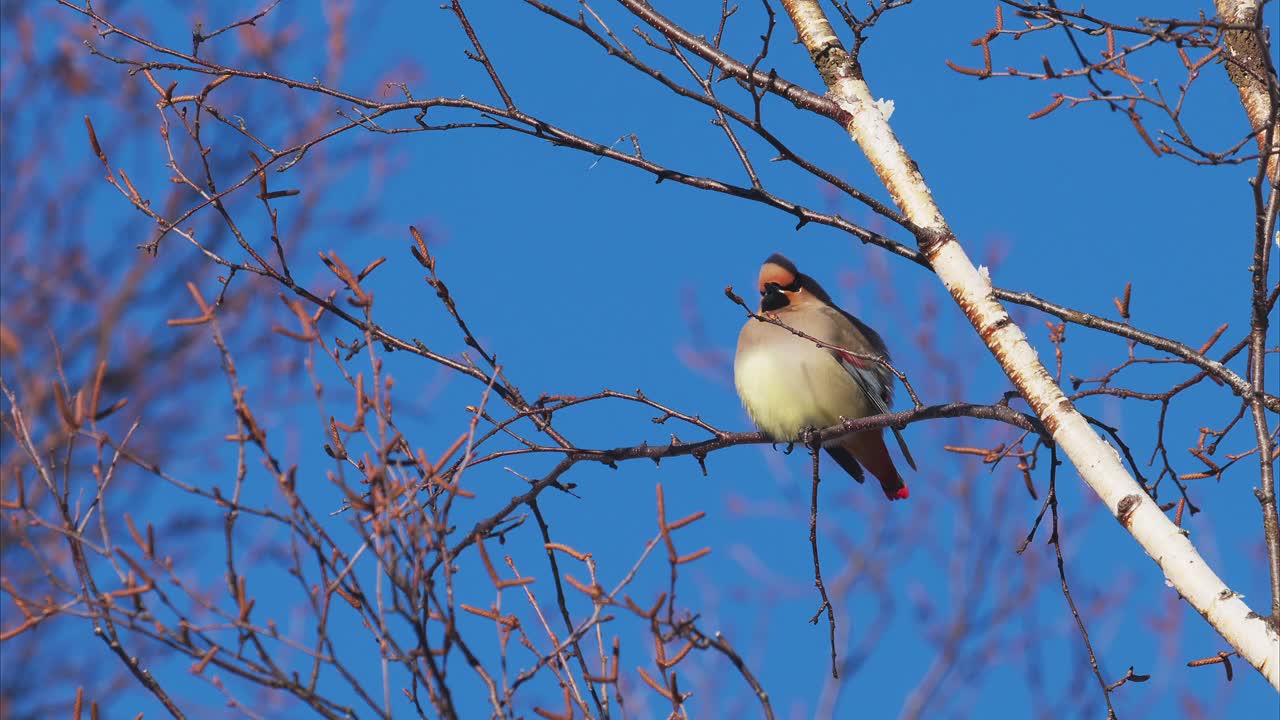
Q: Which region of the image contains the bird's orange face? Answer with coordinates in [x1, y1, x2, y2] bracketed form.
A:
[757, 259, 810, 312]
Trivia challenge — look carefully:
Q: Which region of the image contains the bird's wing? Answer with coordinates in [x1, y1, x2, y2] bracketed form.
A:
[828, 310, 918, 472]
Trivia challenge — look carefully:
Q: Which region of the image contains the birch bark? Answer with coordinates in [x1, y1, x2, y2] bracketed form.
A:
[1214, 0, 1279, 184]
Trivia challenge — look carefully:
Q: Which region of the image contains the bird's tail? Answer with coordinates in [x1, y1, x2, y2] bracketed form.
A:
[845, 431, 909, 501]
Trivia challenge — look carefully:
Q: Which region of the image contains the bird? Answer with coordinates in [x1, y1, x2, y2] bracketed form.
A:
[734, 253, 916, 501]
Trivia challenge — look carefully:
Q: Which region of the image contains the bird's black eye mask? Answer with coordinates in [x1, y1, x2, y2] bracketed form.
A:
[760, 280, 799, 311]
[760, 279, 802, 296]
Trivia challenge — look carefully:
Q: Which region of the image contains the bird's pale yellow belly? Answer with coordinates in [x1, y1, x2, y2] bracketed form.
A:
[734, 344, 874, 442]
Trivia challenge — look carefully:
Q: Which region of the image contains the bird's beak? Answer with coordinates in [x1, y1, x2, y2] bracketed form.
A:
[760, 282, 789, 312]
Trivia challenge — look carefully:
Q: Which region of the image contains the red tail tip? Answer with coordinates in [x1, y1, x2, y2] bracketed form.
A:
[888, 486, 909, 501]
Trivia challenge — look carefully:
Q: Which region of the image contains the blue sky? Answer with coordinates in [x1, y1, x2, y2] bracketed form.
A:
[4, 1, 1278, 718]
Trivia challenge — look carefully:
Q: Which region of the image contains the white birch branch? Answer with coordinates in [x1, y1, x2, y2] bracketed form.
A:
[779, 0, 1280, 687]
[1214, 0, 1279, 183]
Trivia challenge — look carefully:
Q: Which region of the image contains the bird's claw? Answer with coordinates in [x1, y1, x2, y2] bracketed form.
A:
[800, 425, 821, 449]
